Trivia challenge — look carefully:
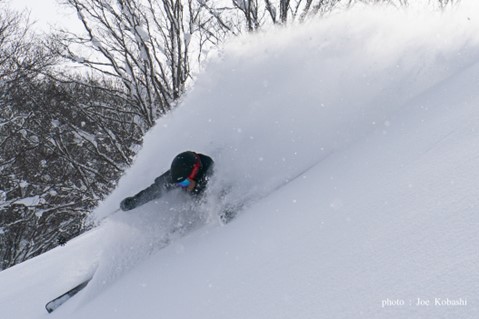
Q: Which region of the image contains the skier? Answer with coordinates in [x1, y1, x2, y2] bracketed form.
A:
[120, 151, 214, 211]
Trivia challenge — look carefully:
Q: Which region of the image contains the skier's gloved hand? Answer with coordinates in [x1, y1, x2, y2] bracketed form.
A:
[120, 197, 136, 211]
[58, 234, 68, 246]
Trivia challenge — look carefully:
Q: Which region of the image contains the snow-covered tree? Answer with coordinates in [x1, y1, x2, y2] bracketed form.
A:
[56, 0, 228, 131]
[0, 75, 142, 270]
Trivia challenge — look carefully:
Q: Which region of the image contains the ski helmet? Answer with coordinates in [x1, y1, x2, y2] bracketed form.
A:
[170, 151, 201, 183]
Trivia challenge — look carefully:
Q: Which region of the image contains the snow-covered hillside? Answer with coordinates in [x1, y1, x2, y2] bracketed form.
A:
[1, 3, 479, 319]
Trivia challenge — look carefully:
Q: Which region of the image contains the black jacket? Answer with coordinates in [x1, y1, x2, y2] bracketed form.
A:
[120, 153, 214, 211]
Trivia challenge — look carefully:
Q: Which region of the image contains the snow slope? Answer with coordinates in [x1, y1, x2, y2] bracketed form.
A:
[1, 3, 479, 319]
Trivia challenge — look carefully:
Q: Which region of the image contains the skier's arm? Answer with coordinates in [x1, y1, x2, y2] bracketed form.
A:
[120, 171, 174, 211]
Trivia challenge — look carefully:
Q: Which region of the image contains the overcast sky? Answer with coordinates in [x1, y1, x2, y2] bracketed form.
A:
[8, 0, 81, 32]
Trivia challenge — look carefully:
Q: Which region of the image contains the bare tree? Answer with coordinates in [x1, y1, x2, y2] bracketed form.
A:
[0, 5, 56, 84]
[55, 0, 223, 131]
[1, 75, 142, 270]
[0, 3, 143, 270]
[436, 0, 458, 9]
[0, 5, 64, 269]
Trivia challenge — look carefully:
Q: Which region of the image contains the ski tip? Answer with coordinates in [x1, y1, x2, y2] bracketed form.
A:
[44, 277, 92, 314]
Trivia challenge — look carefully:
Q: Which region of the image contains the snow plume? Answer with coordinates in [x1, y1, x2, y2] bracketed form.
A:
[96, 2, 479, 221]
[89, 190, 208, 292]
[84, 4, 479, 296]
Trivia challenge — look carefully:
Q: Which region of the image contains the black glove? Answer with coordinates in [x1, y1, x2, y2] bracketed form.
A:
[120, 197, 136, 211]
[58, 234, 68, 246]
